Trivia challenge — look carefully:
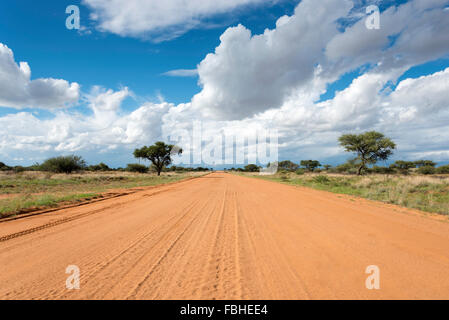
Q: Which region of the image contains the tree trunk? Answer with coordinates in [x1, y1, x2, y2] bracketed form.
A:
[358, 164, 364, 175]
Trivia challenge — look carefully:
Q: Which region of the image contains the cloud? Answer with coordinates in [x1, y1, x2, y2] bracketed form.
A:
[325, 0, 449, 74]
[162, 69, 198, 77]
[0, 43, 80, 109]
[192, 0, 354, 120]
[83, 0, 269, 41]
[2, 0, 449, 166]
[190, 0, 449, 120]
[0, 87, 173, 165]
[1, 68, 448, 166]
[266, 67, 449, 162]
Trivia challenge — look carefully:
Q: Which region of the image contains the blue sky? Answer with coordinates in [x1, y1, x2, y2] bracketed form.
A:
[1, 0, 449, 168]
[0, 0, 299, 108]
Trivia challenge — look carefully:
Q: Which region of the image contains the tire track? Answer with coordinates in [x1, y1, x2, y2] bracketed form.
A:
[68, 198, 203, 299]
[0, 182, 191, 243]
[2, 173, 449, 299]
[125, 198, 211, 299]
[87, 198, 204, 299]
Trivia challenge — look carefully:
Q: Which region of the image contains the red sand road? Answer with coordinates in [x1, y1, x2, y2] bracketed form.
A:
[0, 173, 449, 300]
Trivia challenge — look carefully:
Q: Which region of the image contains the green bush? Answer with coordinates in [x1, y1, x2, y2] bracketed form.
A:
[13, 166, 26, 173]
[436, 165, 449, 174]
[40, 155, 86, 174]
[295, 168, 305, 175]
[417, 166, 436, 175]
[0, 162, 12, 171]
[370, 166, 396, 174]
[126, 163, 149, 173]
[336, 162, 357, 174]
[244, 164, 260, 172]
[89, 162, 110, 172]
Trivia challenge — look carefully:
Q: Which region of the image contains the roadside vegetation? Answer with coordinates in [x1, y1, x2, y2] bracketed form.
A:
[0, 171, 201, 218]
[0, 142, 208, 218]
[229, 131, 449, 216]
[249, 172, 449, 216]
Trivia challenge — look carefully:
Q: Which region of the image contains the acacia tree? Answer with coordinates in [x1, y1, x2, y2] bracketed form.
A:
[133, 142, 182, 176]
[390, 161, 416, 174]
[339, 131, 396, 175]
[300, 160, 321, 172]
[414, 160, 437, 168]
[278, 160, 299, 172]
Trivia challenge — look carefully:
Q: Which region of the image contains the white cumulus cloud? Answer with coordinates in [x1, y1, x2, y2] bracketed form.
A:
[2, 0, 449, 166]
[0, 43, 80, 109]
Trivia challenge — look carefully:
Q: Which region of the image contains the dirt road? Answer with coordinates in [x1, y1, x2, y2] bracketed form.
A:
[1, 173, 449, 300]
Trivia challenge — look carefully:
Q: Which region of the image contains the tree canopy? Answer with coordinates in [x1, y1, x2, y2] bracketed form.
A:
[300, 160, 321, 172]
[278, 160, 299, 172]
[339, 131, 396, 175]
[414, 160, 437, 168]
[390, 160, 416, 174]
[134, 142, 182, 176]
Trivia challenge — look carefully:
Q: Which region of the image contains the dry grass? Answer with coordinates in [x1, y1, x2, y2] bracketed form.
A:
[244, 172, 449, 216]
[0, 171, 204, 218]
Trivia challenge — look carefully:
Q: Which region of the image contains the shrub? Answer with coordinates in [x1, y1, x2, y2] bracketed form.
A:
[40, 155, 86, 174]
[313, 175, 330, 184]
[126, 163, 148, 173]
[27, 163, 41, 171]
[295, 168, 305, 175]
[244, 164, 260, 172]
[417, 166, 436, 175]
[370, 166, 396, 174]
[436, 165, 449, 174]
[335, 161, 358, 174]
[89, 162, 110, 172]
[0, 162, 12, 171]
[13, 166, 26, 173]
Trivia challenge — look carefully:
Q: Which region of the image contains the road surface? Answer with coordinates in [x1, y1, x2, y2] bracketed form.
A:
[1, 173, 449, 300]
